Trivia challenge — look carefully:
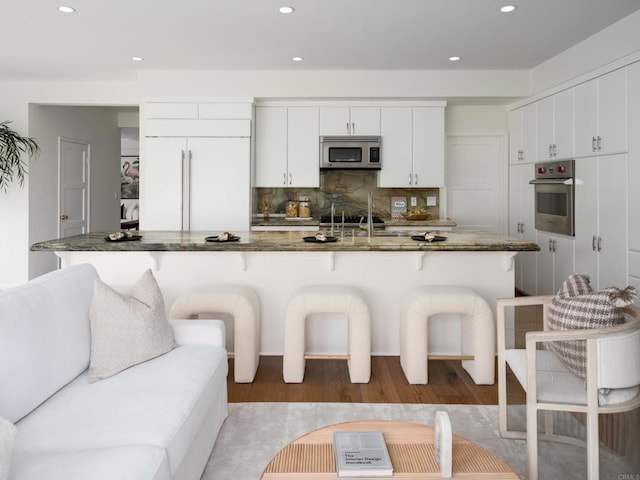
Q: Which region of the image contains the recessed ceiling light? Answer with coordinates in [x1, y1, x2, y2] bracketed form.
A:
[500, 5, 517, 13]
[292, 56, 304, 62]
[279, 6, 295, 14]
[449, 56, 461, 62]
[57, 5, 76, 13]
[131, 56, 144, 62]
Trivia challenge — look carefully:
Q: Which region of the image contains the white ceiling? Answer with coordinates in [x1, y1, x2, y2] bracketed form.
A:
[3, 0, 640, 82]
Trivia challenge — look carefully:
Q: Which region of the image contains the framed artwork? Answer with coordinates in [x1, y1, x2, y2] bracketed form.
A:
[121, 156, 139, 199]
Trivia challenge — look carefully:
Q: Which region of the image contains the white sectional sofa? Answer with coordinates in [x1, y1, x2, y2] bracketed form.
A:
[0, 264, 229, 480]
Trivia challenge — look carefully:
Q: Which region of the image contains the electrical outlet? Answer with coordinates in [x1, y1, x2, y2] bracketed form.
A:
[410, 196, 417, 207]
[426, 196, 437, 207]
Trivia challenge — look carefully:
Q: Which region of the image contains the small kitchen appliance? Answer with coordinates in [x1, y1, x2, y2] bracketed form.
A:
[529, 159, 575, 236]
[320, 136, 382, 170]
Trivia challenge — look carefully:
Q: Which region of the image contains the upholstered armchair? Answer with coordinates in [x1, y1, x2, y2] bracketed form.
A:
[497, 293, 640, 480]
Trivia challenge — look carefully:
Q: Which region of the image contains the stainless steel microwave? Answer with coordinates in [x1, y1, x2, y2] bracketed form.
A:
[320, 136, 382, 170]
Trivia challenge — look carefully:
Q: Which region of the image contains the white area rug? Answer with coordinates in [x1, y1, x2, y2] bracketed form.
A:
[201, 402, 629, 480]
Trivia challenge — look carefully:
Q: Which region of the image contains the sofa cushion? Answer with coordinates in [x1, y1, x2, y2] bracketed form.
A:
[10, 445, 170, 480]
[0, 417, 16, 480]
[14, 344, 228, 475]
[548, 273, 637, 378]
[0, 264, 97, 423]
[89, 269, 176, 382]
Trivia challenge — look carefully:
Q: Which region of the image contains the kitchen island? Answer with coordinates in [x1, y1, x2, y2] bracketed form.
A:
[32, 230, 538, 358]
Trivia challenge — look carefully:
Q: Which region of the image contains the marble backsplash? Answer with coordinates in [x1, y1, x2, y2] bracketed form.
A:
[254, 170, 440, 219]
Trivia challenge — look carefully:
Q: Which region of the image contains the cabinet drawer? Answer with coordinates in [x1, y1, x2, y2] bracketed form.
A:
[145, 119, 251, 137]
[198, 103, 252, 119]
[145, 103, 198, 119]
[629, 251, 640, 278]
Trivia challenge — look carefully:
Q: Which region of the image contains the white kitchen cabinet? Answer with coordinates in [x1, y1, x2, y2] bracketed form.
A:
[629, 61, 640, 298]
[536, 231, 574, 295]
[574, 154, 628, 289]
[508, 103, 537, 165]
[536, 88, 574, 161]
[254, 106, 319, 187]
[574, 67, 627, 157]
[143, 136, 251, 231]
[378, 107, 444, 187]
[509, 164, 537, 294]
[319, 106, 380, 136]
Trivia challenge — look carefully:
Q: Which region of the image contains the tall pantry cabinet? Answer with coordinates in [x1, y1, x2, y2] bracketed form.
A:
[628, 62, 640, 295]
[141, 101, 252, 231]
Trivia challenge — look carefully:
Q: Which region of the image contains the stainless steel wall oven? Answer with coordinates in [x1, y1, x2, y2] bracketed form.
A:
[529, 159, 575, 236]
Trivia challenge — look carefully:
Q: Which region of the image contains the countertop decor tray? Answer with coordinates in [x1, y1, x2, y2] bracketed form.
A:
[105, 234, 142, 242]
[303, 236, 338, 243]
[411, 235, 447, 242]
[205, 235, 241, 242]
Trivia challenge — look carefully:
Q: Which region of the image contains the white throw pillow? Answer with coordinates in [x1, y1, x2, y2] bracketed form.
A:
[0, 417, 16, 480]
[89, 269, 176, 382]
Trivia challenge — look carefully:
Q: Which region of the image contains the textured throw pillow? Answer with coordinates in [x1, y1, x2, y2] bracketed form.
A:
[547, 273, 637, 378]
[0, 417, 16, 480]
[89, 269, 176, 382]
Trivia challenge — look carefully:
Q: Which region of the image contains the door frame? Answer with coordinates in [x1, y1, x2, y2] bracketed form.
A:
[58, 136, 91, 238]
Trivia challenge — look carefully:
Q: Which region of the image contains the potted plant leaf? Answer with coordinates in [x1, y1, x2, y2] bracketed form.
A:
[0, 121, 39, 192]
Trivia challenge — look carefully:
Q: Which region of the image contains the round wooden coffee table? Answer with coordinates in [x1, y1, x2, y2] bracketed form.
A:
[261, 420, 519, 479]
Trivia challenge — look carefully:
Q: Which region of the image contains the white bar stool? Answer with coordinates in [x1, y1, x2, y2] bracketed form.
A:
[400, 286, 495, 385]
[169, 285, 260, 383]
[283, 285, 371, 383]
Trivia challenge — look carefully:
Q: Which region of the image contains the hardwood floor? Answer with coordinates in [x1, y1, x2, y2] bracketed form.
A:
[228, 356, 525, 404]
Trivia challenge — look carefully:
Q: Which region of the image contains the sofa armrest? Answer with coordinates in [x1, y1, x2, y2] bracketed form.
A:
[169, 319, 226, 349]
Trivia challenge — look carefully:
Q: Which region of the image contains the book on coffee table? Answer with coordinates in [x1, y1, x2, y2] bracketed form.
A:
[333, 431, 393, 478]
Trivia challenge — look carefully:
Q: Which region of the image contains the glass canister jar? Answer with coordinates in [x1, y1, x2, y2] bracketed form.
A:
[285, 200, 299, 218]
[298, 196, 311, 218]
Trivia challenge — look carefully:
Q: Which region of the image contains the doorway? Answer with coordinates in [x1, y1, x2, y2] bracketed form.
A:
[58, 138, 90, 237]
[445, 134, 508, 233]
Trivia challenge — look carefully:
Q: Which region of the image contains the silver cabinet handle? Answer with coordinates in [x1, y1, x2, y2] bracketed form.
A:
[414, 173, 418, 185]
[289, 173, 293, 185]
[554, 239, 557, 252]
[548, 145, 553, 158]
[352, 122, 355, 135]
[597, 136, 602, 151]
[597, 236, 602, 252]
[409, 173, 413, 185]
[592, 235, 597, 251]
[283, 173, 286, 185]
[346, 123, 350, 134]
[592, 136, 597, 151]
[552, 144, 557, 157]
[549, 239, 553, 251]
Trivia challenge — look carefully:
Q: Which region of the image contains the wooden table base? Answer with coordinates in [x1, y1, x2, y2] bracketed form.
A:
[261, 420, 519, 479]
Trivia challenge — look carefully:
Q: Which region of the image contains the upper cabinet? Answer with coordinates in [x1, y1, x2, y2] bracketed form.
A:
[378, 106, 445, 187]
[536, 88, 574, 161]
[508, 103, 537, 164]
[319, 107, 380, 136]
[574, 67, 627, 157]
[254, 106, 320, 187]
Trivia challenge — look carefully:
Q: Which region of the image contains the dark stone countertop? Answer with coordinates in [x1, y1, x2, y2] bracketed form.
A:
[31, 230, 540, 253]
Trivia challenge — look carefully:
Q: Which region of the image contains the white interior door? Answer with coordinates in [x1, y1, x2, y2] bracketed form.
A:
[446, 134, 508, 233]
[59, 138, 90, 237]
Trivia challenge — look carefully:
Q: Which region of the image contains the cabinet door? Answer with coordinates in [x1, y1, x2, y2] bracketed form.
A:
[509, 166, 524, 289]
[574, 157, 598, 281]
[188, 137, 250, 231]
[508, 109, 523, 165]
[574, 79, 599, 158]
[521, 103, 537, 164]
[536, 231, 555, 295]
[597, 154, 627, 288]
[536, 96, 554, 161]
[142, 137, 185, 230]
[520, 165, 537, 295]
[553, 88, 575, 160]
[255, 107, 288, 187]
[413, 107, 445, 187]
[287, 107, 320, 187]
[597, 68, 627, 155]
[319, 107, 350, 135]
[553, 235, 575, 291]
[350, 107, 381, 135]
[378, 108, 413, 187]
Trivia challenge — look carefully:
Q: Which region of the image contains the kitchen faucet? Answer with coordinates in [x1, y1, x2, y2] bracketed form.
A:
[358, 191, 374, 241]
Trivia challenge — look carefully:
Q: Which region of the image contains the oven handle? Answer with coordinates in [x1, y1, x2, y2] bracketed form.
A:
[529, 178, 575, 185]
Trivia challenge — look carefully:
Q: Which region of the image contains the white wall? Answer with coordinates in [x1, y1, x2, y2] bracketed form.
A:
[530, 9, 640, 94]
[0, 80, 136, 287]
[445, 105, 508, 134]
[28, 105, 123, 279]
